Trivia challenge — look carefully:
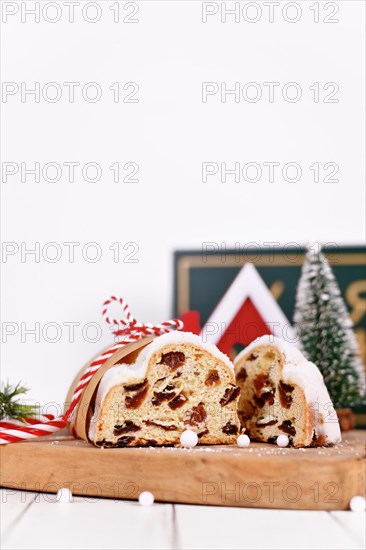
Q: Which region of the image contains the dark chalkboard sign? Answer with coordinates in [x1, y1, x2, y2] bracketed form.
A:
[173, 245, 366, 425]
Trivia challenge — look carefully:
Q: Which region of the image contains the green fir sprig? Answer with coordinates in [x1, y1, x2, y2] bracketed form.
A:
[0, 382, 39, 422]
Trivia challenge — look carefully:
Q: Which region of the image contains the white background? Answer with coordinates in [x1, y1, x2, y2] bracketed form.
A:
[1, 0, 365, 409]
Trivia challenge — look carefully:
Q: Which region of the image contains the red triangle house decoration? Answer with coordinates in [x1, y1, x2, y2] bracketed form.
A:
[181, 263, 297, 359]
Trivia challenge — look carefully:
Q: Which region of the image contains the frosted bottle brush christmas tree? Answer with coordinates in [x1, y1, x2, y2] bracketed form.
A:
[294, 244, 365, 411]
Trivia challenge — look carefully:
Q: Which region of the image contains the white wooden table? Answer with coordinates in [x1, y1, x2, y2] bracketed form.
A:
[1, 489, 364, 550]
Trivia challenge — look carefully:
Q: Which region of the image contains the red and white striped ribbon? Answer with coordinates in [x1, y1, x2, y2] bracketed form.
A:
[0, 297, 183, 444]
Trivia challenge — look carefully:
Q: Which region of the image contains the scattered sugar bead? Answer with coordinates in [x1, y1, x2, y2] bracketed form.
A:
[138, 491, 154, 506]
[237, 434, 250, 447]
[350, 496, 366, 512]
[276, 435, 289, 448]
[180, 429, 198, 448]
[56, 488, 73, 503]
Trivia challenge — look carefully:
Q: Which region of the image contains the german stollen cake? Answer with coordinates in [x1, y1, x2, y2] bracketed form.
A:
[89, 332, 241, 447]
[234, 335, 341, 447]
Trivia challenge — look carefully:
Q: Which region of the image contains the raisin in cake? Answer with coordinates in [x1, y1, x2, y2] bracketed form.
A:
[89, 331, 241, 447]
[234, 335, 341, 447]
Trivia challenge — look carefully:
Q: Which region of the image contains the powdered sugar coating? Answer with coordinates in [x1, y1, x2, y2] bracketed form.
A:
[235, 335, 304, 367]
[235, 335, 341, 445]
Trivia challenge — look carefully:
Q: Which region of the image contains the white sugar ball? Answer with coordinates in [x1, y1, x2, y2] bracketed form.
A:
[350, 496, 366, 513]
[276, 435, 289, 448]
[180, 429, 198, 448]
[237, 434, 250, 447]
[138, 491, 154, 506]
[56, 487, 73, 503]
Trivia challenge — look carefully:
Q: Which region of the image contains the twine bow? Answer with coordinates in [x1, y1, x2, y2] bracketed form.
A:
[0, 297, 184, 444]
[102, 295, 183, 339]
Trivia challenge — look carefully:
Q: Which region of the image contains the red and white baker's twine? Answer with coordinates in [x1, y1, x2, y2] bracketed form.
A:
[0, 297, 183, 444]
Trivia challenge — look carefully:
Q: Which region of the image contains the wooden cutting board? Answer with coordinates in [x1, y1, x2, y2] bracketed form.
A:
[1, 430, 365, 511]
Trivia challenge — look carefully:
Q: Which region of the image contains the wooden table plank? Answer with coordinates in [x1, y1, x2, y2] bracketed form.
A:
[174, 505, 362, 550]
[1, 431, 364, 511]
[2, 494, 175, 550]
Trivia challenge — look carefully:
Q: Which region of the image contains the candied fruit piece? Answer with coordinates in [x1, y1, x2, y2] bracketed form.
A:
[220, 386, 241, 406]
[205, 370, 221, 387]
[116, 436, 135, 446]
[279, 420, 296, 436]
[256, 416, 277, 427]
[168, 393, 188, 410]
[159, 351, 185, 370]
[124, 379, 148, 392]
[152, 383, 176, 406]
[143, 420, 177, 431]
[236, 367, 248, 382]
[278, 381, 295, 409]
[222, 421, 238, 435]
[185, 403, 207, 426]
[125, 386, 149, 409]
[113, 421, 141, 435]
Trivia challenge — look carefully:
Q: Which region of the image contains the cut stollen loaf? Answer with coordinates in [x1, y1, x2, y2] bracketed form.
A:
[89, 331, 241, 447]
[234, 335, 341, 447]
